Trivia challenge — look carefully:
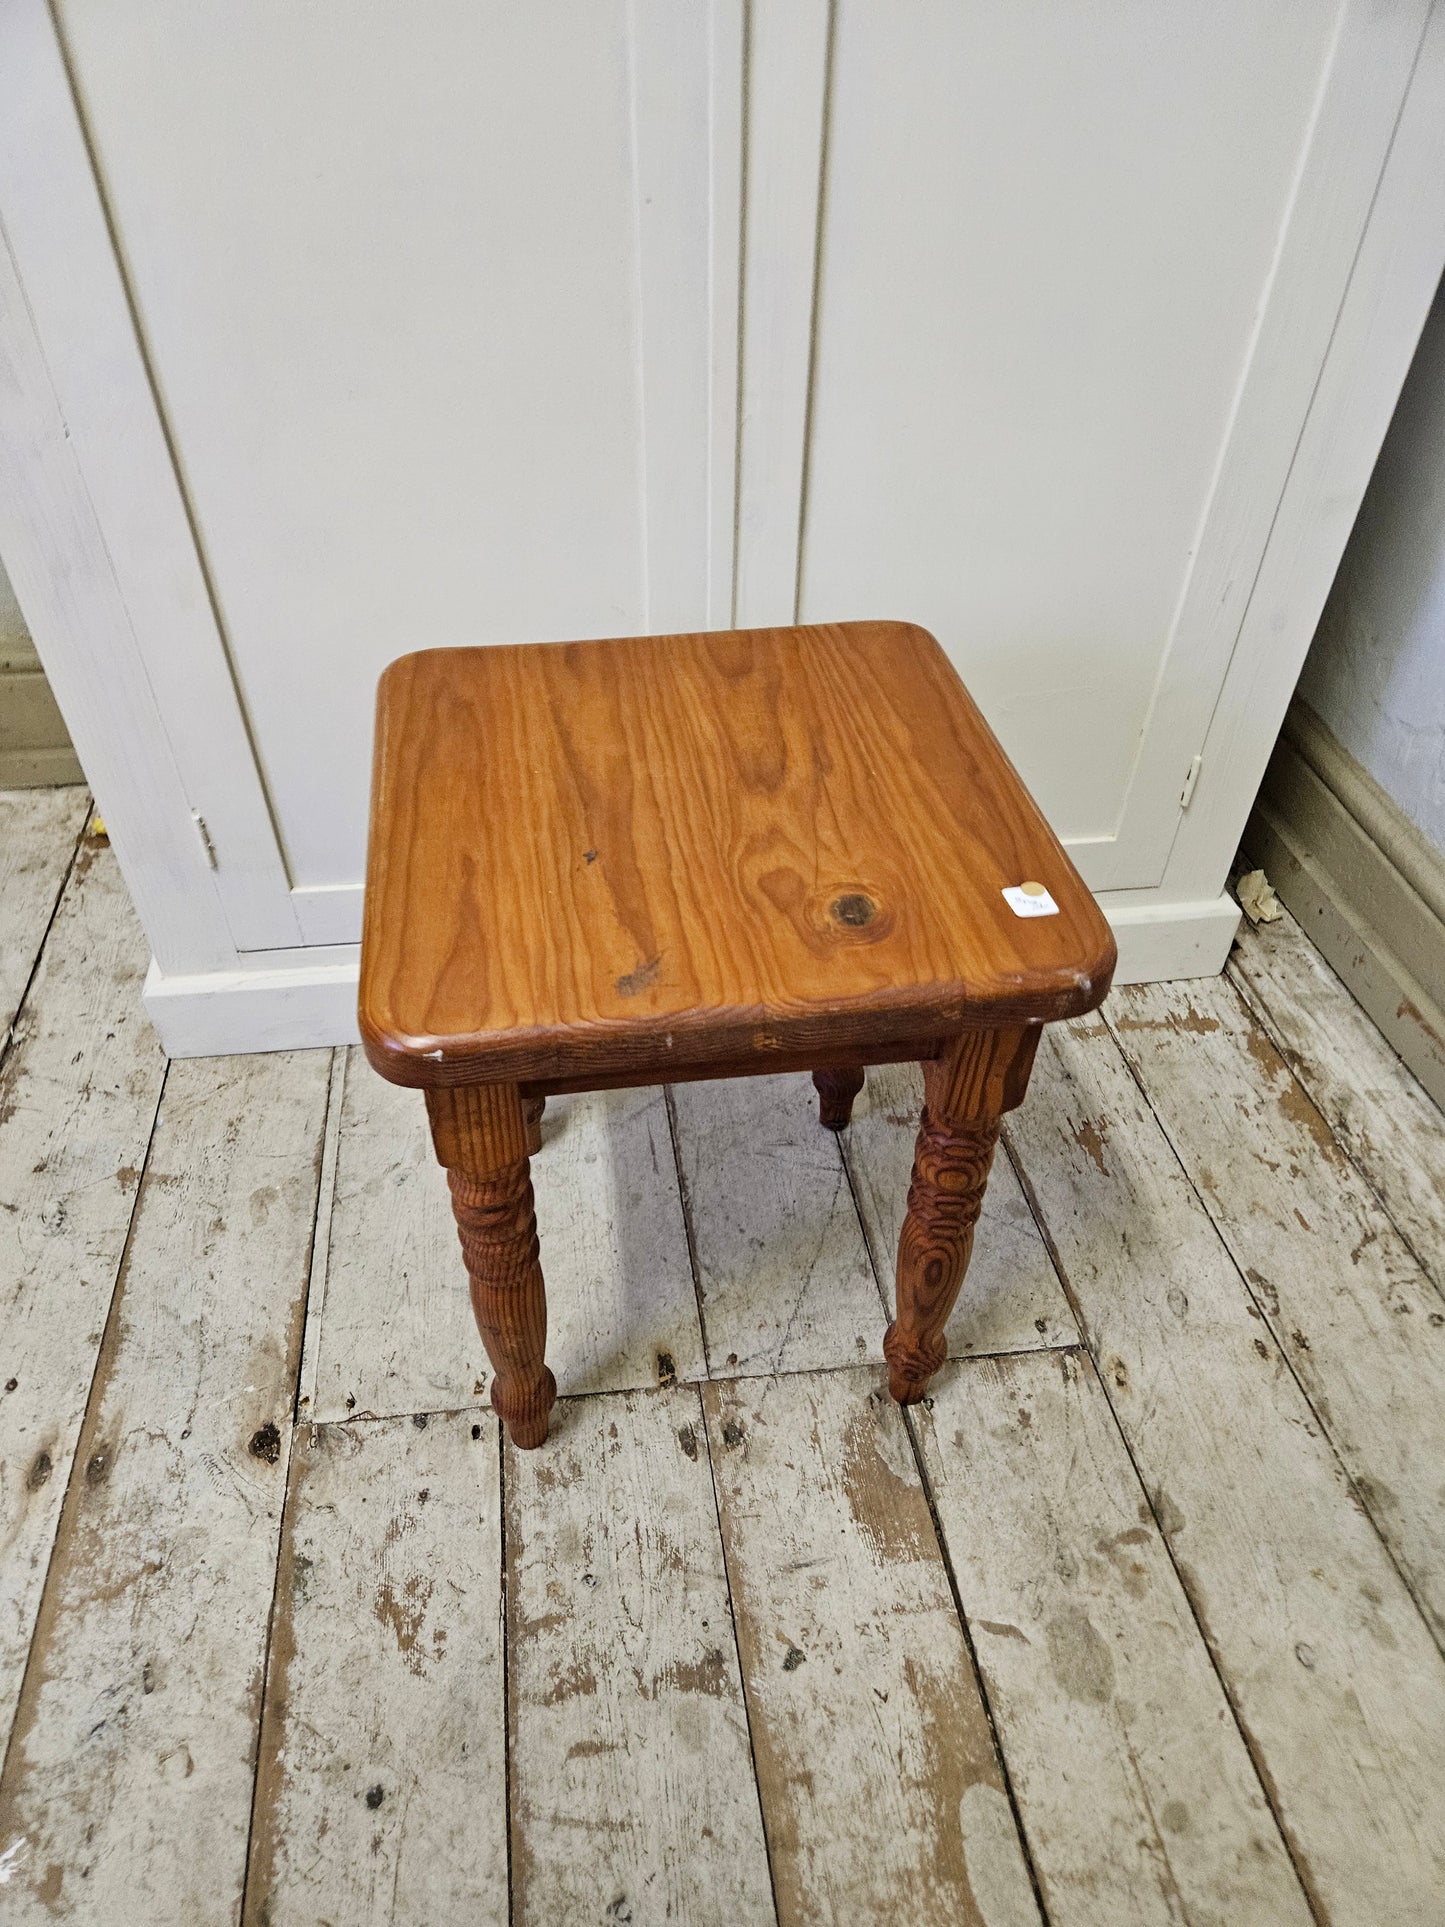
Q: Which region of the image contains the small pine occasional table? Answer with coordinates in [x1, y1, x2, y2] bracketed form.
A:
[359, 621, 1115, 1448]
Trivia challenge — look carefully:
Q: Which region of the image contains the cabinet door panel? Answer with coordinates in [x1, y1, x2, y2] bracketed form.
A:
[57, 0, 720, 920]
[28, 0, 1434, 949]
[788, 0, 1423, 887]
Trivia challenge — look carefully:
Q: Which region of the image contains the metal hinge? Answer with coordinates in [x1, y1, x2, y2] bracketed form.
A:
[1179, 754, 1203, 810]
[192, 811, 219, 870]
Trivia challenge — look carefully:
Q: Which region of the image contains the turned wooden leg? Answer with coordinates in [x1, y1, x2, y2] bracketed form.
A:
[426, 1084, 555, 1448]
[813, 1066, 865, 1131]
[884, 1108, 1001, 1402]
[884, 1026, 1040, 1406]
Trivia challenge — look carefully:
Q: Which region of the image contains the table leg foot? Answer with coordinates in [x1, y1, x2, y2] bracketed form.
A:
[813, 1066, 865, 1130]
[883, 1026, 1041, 1406]
[427, 1084, 555, 1449]
[448, 1161, 556, 1449]
[884, 1106, 1001, 1403]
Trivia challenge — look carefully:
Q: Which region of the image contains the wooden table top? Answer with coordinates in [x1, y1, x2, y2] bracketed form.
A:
[359, 621, 1115, 1088]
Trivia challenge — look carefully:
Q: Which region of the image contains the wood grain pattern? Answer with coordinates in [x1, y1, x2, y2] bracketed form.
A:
[926, 1023, 1041, 1122]
[885, 1110, 1001, 1403]
[842, 1062, 1075, 1358]
[446, 1160, 554, 1448]
[244, 1412, 507, 1927]
[705, 1368, 1041, 1926]
[0, 840, 164, 1751]
[360, 625, 1109, 1441]
[1008, 1017, 1445, 1921]
[359, 622, 1115, 1088]
[505, 1386, 774, 1924]
[428, 1085, 552, 1447]
[916, 1350, 1314, 1927]
[0, 1049, 331, 1924]
[1109, 974, 1445, 1643]
[424, 1079, 537, 1172]
[885, 1027, 1039, 1403]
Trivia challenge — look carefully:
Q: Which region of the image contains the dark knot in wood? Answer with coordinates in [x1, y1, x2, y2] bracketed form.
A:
[830, 893, 876, 928]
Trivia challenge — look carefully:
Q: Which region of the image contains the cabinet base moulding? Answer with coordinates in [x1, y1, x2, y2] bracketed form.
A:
[142, 894, 1241, 1058]
[1103, 891, 1240, 986]
[142, 955, 364, 1057]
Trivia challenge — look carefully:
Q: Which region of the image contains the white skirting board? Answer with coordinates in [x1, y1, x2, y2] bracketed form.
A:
[1102, 892, 1241, 987]
[144, 955, 365, 1058]
[143, 893, 1241, 1058]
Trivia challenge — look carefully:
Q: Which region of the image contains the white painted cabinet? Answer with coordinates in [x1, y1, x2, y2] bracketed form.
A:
[3, 0, 1444, 1053]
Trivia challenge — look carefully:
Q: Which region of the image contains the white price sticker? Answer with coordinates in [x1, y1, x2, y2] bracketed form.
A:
[1003, 882, 1059, 918]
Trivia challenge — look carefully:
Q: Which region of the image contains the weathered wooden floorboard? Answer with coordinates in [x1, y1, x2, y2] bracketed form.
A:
[532, 1083, 703, 1393]
[0, 1049, 331, 1925]
[842, 1061, 1076, 1356]
[1228, 910, 1445, 1296]
[312, 1055, 702, 1422]
[1005, 1016, 1445, 1925]
[309, 1057, 490, 1423]
[0, 838, 165, 1755]
[244, 1410, 507, 1927]
[669, 1072, 883, 1376]
[704, 1366, 1041, 1926]
[1109, 975, 1445, 1645]
[916, 1348, 1313, 1927]
[294, 1047, 345, 1426]
[506, 1385, 775, 1925]
[0, 787, 88, 1050]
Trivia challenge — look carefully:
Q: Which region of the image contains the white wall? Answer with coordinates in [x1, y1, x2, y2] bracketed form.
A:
[1299, 273, 1445, 854]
